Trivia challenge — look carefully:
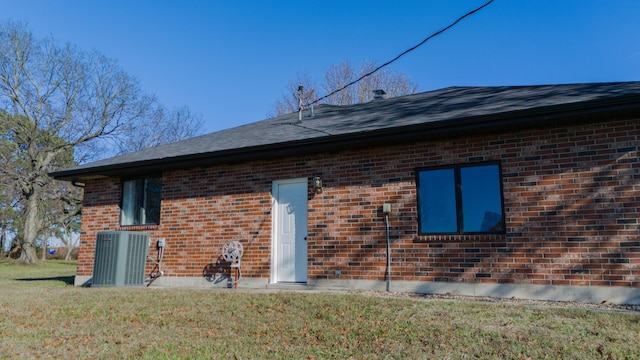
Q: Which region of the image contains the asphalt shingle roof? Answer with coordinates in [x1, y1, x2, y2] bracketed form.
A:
[52, 81, 640, 181]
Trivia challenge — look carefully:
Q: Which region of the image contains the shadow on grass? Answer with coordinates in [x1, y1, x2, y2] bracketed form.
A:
[16, 276, 75, 285]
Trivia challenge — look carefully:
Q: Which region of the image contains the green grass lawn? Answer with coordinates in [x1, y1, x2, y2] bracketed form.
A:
[1, 260, 639, 359]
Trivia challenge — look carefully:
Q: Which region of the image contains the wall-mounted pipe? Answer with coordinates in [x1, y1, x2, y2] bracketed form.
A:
[383, 204, 391, 292]
[385, 213, 390, 292]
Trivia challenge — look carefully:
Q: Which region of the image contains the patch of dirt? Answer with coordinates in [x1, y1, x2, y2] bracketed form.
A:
[350, 290, 640, 313]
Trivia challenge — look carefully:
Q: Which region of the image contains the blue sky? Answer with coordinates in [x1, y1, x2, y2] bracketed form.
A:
[2, 1, 639, 133]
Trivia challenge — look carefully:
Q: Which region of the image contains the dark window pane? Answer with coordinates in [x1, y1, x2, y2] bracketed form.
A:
[460, 165, 503, 232]
[418, 168, 457, 233]
[144, 178, 162, 224]
[121, 177, 162, 226]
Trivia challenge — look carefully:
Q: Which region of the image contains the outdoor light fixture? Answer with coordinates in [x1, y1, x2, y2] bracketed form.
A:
[313, 176, 323, 194]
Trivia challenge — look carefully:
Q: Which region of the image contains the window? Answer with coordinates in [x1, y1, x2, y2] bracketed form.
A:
[417, 163, 504, 235]
[120, 177, 162, 226]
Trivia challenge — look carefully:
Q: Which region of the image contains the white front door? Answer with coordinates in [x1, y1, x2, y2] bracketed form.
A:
[272, 179, 308, 283]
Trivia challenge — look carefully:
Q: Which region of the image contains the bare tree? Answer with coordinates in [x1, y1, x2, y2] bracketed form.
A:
[59, 217, 80, 261]
[269, 72, 319, 118]
[42, 213, 80, 261]
[270, 60, 418, 116]
[114, 105, 203, 154]
[351, 60, 418, 103]
[37, 176, 82, 261]
[0, 22, 202, 263]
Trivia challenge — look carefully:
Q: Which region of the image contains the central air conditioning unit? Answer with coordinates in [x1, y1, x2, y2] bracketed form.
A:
[92, 231, 150, 287]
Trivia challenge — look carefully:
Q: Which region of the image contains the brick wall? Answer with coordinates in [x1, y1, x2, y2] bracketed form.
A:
[77, 117, 640, 287]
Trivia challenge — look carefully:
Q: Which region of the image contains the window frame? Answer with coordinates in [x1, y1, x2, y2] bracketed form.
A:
[119, 176, 163, 226]
[416, 162, 505, 235]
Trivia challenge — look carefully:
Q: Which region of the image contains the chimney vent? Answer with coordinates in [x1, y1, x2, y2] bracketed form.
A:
[373, 89, 386, 100]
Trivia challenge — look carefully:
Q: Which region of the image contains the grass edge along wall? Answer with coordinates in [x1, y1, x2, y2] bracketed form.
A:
[74, 115, 640, 304]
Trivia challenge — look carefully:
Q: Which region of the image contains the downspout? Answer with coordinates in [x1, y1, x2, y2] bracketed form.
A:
[385, 213, 390, 292]
[383, 204, 391, 292]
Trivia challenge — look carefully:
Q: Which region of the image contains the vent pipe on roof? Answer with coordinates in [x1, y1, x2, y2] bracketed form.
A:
[373, 89, 386, 100]
[297, 86, 304, 122]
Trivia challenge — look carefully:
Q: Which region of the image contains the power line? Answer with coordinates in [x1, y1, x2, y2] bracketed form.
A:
[306, 0, 495, 107]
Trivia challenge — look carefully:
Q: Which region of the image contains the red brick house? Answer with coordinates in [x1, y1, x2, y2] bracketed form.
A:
[52, 82, 640, 304]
